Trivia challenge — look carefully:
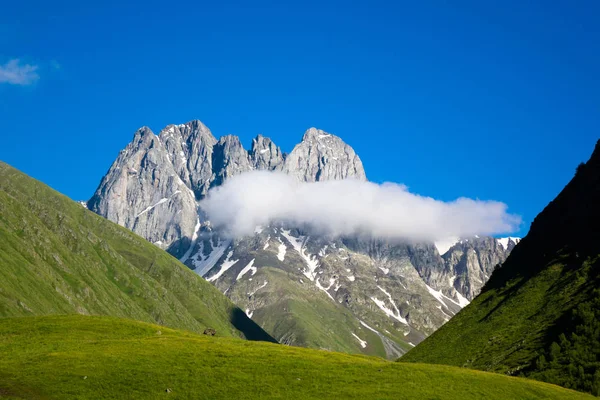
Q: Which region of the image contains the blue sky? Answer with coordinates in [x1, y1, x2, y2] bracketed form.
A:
[1, 0, 598, 237]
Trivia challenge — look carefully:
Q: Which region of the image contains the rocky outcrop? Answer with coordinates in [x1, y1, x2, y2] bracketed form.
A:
[159, 120, 217, 199]
[283, 128, 367, 182]
[250, 134, 284, 171]
[87, 127, 198, 256]
[441, 237, 519, 300]
[212, 135, 254, 187]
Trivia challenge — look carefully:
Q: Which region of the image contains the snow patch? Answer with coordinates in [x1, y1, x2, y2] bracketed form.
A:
[437, 305, 452, 321]
[455, 291, 470, 308]
[315, 277, 336, 301]
[236, 259, 257, 280]
[136, 191, 181, 218]
[318, 245, 329, 257]
[179, 217, 201, 263]
[352, 333, 367, 348]
[371, 286, 408, 325]
[248, 281, 268, 296]
[277, 238, 287, 261]
[207, 251, 239, 282]
[192, 238, 232, 278]
[359, 320, 379, 334]
[347, 275, 355, 282]
[263, 235, 271, 250]
[425, 283, 460, 311]
[281, 230, 319, 281]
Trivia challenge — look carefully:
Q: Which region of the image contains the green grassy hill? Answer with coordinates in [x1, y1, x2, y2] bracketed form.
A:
[0, 161, 273, 342]
[0, 315, 593, 400]
[402, 141, 600, 395]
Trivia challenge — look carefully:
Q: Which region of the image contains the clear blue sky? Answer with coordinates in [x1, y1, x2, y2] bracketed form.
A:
[1, 0, 598, 237]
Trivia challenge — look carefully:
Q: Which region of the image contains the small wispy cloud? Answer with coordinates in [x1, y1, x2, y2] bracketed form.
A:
[0, 59, 40, 86]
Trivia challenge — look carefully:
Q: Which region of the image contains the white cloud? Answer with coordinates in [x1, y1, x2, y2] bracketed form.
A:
[0, 59, 39, 85]
[199, 171, 521, 241]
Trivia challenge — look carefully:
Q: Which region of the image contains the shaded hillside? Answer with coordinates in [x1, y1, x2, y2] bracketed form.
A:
[402, 140, 600, 395]
[0, 162, 274, 343]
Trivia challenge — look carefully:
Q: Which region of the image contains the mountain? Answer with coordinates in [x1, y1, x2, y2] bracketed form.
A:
[402, 141, 600, 395]
[0, 315, 592, 400]
[87, 122, 367, 257]
[87, 120, 518, 358]
[428, 236, 521, 302]
[0, 161, 274, 342]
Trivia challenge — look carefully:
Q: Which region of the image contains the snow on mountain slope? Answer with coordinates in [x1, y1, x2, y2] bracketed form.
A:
[88, 120, 519, 359]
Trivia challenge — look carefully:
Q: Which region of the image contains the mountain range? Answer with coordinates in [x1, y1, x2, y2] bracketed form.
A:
[1, 127, 597, 397]
[86, 120, 520, 358]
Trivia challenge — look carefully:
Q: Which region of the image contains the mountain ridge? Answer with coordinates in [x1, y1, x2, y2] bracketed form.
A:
[87, 120, 519, 358]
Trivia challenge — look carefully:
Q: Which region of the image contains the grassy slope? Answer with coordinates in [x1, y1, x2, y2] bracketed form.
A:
[247, 267, 389, 357]
[402, 141, 600, 394]
[0, 315, 593, 400]
[402, 255, 598, 371]
[0, 161, 273, 342]
[217, 241, 415, 359]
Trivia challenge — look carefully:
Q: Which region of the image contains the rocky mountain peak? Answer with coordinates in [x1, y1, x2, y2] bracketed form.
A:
[90, 121, 372, 251]
[211, 135, 253, 187]
[130, 126, 158, 148]
[251, 134, 284, 171]
[284, 128, 367, 182]
[301, 127, 327, 141]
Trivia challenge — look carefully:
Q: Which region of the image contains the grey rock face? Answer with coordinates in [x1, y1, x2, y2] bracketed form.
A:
[444, 237, 520, 300]
[87, 127, 198, 256]
[251, 134, 284, 171]
[211, 135, 254, 187]
[159, 120, 218, 199]
[283, 128, 367, 182]
[418, 237, 520, 302]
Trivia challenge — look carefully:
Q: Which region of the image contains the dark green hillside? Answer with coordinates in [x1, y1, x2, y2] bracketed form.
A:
[402, 141, 600, 395]
[0, 161, 274, 342]
[0, 315, 592, 399]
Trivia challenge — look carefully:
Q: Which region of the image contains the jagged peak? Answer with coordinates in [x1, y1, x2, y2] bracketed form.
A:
[159, 119, 217, 145]
[132, 126, 154, 138]
[302, 127, 336, 142]
[251, 134, 277, 151]
[129, 126, 160, 149]
[217, 134, 244, 147]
